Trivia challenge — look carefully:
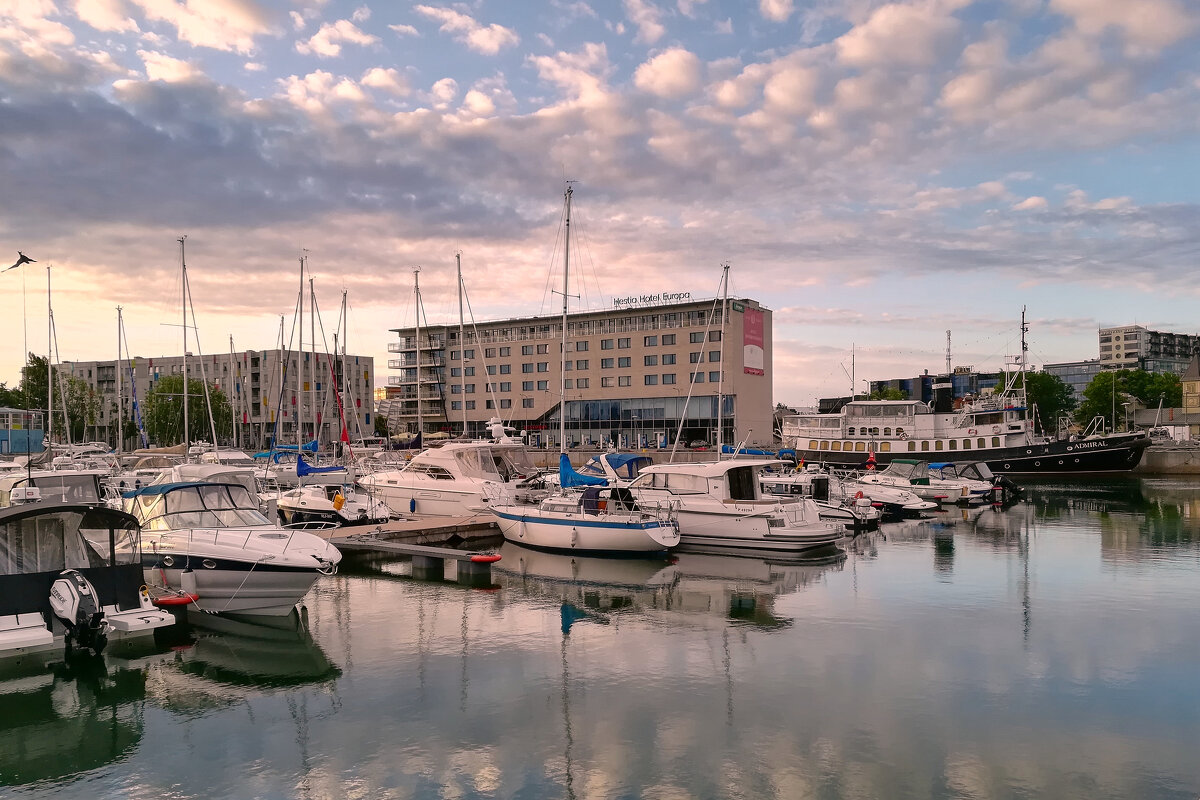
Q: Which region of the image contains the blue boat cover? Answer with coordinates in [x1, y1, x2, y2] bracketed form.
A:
[721, 445, 775, 455]
[560, 453, 608, 488]
[298, 458, 346, 477]
[274, 440, 319, 453]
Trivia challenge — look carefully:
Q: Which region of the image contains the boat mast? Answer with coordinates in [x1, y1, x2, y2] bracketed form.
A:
[297, 254, 304, 447]
[341, 290, 351, 442]
[457, 252, 467, 437]
[310, 275, 316, 445]
[559, 185, 573, 454]
[46, 266, 52, 446]
[179, 236, 189, 460]
[414, 266, 423, 442]
[715, 262, 729, 455]
[229, 335, 238, 451]
[116, 307, 123, 454]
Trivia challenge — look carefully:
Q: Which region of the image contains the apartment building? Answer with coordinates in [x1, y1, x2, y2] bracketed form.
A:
[381, 298, 773, 449]
[59, 349, 374, 448]
[1099, 325, 1200, 373]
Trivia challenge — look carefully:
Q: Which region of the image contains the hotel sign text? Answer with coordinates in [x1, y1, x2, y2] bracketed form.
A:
[613, 291, 691, 308]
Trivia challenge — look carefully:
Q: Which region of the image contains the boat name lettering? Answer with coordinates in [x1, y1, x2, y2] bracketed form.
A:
[613, 291, 691, 308]
[1068, 441, 1108, 451]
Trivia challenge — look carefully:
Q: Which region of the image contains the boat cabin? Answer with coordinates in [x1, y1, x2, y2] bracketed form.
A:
[0, 470, 105, 508]
[123, 482, 270, 531]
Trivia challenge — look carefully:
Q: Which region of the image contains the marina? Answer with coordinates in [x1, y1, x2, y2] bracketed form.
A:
[3, 475, 1200, 798]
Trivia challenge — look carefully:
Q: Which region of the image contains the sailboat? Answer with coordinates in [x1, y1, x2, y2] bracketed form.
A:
[488, 186, 680, 555]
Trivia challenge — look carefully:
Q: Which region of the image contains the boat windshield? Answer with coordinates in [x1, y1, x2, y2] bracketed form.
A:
[880, 461, 923, 480]
[29, 474, 101, 504]
[135, 484, 270, 530]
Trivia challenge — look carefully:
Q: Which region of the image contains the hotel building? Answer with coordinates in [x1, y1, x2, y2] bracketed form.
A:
[380, 297, 773, 449]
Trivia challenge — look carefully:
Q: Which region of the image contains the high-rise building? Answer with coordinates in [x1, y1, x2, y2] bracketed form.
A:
[381, 297, 773, 449]
[1098, 325, 1200, 373]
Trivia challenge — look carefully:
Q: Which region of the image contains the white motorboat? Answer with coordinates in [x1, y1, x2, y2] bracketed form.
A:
[856, 459, 993, 505]
[276, 482, 397, 528]
[0, 503, 175, 658]
[123, 481, 341, 616]
[358, 440, 546, 517]
[626, 460, 845, 555]
[758, 470, 882, 530]
[0, 469, 109, 508]
[836, 472, 939, 517]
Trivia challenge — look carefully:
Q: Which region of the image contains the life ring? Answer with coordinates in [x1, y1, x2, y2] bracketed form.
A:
[899, 432, 909, 440]
[968, 428, 977, 436]
[855, 491, 864, 499]
[992, 426, 1000, 434]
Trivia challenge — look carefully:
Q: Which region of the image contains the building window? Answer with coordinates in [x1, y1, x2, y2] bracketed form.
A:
[690, 352, 702, 363]
[601, 339, 614, 350]
[709, 371, 720, 382]
[486, 365, 496, 375]
[618, 338, 631, 349]
[500, 347, 510, 357]
[690, 332, 704, 343]
[709, 351, 720, 362]
[662, 353, 676, 365]
[619, 357, 631, 368]
[522, 363, 533, 373]
[576, 360, 588, 370]
[577, 378, 589, 389]
[662, 373, 676, 385]
[499, 364, 511, 374]
[485, 348, 496, 358]
[465, 401, 475, 410]
[644, 335, 657, 346]
[691, 372, 704, 383]
[451, 385, 461, 394]
[465, 384, 475, 393]
[601, 377, 614, 388]
[486, 399, 495, 409]
[522, 398, 534, 408]
[500, 382, 511, 392]
[575, 341, 589, 351]
[565, 361, 573, 371]
[451, 401, 462, 410]
[601, 358, 614, 369]
[662, 334, 676, 345]
[709, 331, 722, 342]
[451, 367, 462, 378]
[450, 350, 460, 361]
[464, 349, 475, 359]
[538, 380, 549, 391]
[523, 381, 534, 391]
[564, 379, 573, 389]
[537, 362, 549, 372]
[522, 345, 533, 355]
[644, 355, 658, 366]
[500, 398, 511, 409]
[537, 344, 549, 354]
[619, 376, 632, 387]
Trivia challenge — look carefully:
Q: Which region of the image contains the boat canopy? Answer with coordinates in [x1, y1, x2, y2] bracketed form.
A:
[560, 454, 608, 488]
[297, 459, 346, 477]
[123, 482, 269, 530]
[602, 453, 654, 479]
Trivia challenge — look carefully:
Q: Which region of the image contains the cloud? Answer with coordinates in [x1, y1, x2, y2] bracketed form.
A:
[714, 17, 732, 34]
[361, 66, 410, 97]
[1051, 0, 1199, 54]
[74, 0, 139, 33]
[351, 5, 370, 23]
[139, 49, 203, 82]
[759, 0, 793, 23]
[624, 0, 666, 44]
[244, 61, 264, 71]
[296, 19, 379, 58]
[634, 47, 702, 98]
[389, 23, 418, 37]
[836, 1, 964, 69]
[1013, 196, 1048, 211]
[413, 5, 519, 55]
[127, 0, 273, 54]
[678, 0, 707, 19]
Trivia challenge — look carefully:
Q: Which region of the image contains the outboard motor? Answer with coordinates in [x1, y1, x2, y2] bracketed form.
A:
[49, 569, 109, 655]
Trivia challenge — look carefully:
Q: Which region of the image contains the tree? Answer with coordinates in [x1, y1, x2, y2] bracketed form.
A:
[1023, 371, 1076, 433]
[869, 388, 906, 401]
[12, 353, 98, 442]
[63, 375, 99, 442]
[1075, 369, 1183, 431]
[143, 374, 232, 446]
[374, 414, 390, 437]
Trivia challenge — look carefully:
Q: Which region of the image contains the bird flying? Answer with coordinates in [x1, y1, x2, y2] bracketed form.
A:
[5, 252, 36, 271]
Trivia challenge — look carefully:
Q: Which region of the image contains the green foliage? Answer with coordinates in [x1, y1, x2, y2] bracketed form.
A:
[1011, 371, 1077, 433]
[12, 353, 98, 441]
[374, 414, 390, 437]
[0, 382, 20, 408]
[869, 388, 907, 401]
[143, 374, 232, 446]
[1074, 369, 1180, 431]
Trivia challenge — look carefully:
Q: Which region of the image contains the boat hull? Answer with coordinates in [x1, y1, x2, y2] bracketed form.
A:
[794, 434, 1150, 476]
[277, 507, 388, 528]
[492, 508, 678, 555]
[672, 509, 844, 554]
[144, 560, 326, 616]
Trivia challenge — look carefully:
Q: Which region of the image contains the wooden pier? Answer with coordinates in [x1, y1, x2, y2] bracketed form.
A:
[324, 514, 502, 584]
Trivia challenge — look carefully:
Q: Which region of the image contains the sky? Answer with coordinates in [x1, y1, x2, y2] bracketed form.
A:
[1, 0, 1198, 408]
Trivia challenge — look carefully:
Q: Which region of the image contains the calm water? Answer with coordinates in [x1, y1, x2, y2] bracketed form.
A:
[4, 477, 1200, 800]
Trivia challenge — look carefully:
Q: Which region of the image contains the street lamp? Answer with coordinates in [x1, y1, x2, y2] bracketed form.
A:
[1122, 402, 1133, 433]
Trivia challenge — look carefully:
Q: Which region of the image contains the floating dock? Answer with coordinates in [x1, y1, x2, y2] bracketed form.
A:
[323, 514, 502, 584]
